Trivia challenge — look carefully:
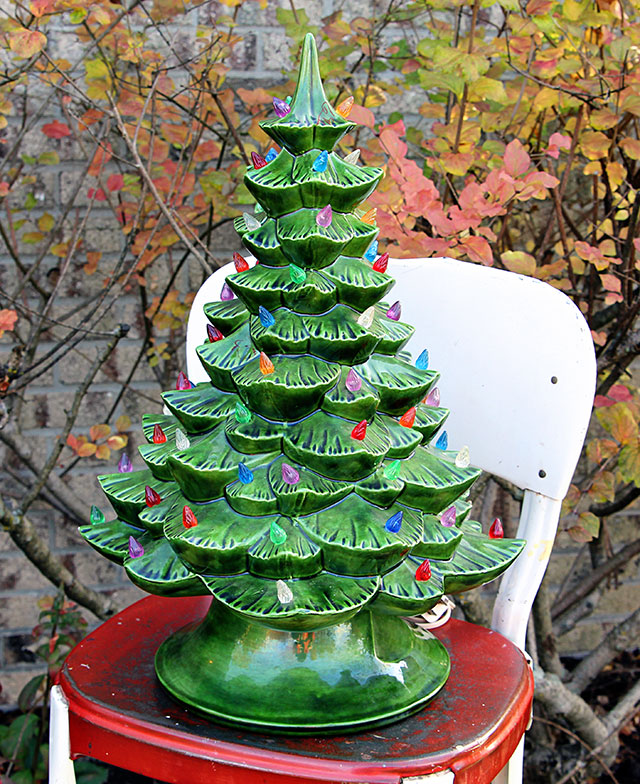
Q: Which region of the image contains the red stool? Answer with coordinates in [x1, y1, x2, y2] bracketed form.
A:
[50, 595, 532, 784]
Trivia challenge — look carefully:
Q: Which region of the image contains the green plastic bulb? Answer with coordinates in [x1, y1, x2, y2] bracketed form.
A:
[90, 504, 105, 525]
[384, 460, 401, 481]
[270, 520, 287, 545]
[289, 263, 307, 284]
[235, 401, 252, 424]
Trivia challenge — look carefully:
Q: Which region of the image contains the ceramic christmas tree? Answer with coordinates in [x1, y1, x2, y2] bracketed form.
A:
[80, 35, 524, 734]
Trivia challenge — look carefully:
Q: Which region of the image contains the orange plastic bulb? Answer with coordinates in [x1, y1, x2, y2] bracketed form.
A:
[399, 407, 416, 428]
[259, 351, 275, 375]
[152, 424, 166, 444]
[351, 419, 367, 440]
[182, 505, 198, 528]
[336, 96, 354, 118]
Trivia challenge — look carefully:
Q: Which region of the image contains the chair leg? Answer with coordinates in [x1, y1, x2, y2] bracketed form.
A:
[49, 685, 77, 784]
[492, 737, 524, 784]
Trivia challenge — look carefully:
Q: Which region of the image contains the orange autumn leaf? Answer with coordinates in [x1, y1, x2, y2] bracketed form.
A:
[90, 424, 111, 441]
[42, 121, 72, 139]
[0, 309, 18, 337]
[9, 28, 47, 59]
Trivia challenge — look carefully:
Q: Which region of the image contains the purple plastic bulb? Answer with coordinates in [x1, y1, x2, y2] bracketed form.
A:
[345, 368, 362, 392]
[425, 387, 441, 407]
[118, 453, 132, 473]
[441, 506, 456, 527]
[282, 463, 300, 485]
[386, 300, 401, 321]
[128, 536, 144, 558]
[316, 205, 333, 228]
[220, 282, 235, 301]
[273, 97, 291, 117]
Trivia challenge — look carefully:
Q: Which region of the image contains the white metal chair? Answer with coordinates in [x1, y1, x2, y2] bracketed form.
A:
[184, 255, 597, 783]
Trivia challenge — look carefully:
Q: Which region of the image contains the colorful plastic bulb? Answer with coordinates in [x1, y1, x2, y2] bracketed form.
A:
[259, 351, 275, 375]
[441, 506, 456, 527]
[118, 453, 132, 473]
[265, 147, 278, 162]
[273, 97, 291, 117]
[425, 387, 440, 407]
[270, 519, 287, 544]
[238, 463, 254, 484]
[128, 536, 144, 559]
[207, 323, 224, 342]
[316, 204, 333, 227]
[282, 463, 300, 485]
[90, 505, 105, 525]
[277, 580, 293, 604]
[175, 429, 190, 450]
[373, 252, 389, 273]
[435, 431, 448, 450]
[182, 505, 198, 528]
[336, 96, 354, 118]
[233, 251, 249, 272]
[415, 559, 432, 581]
[489, 518, 504, 539]
[351, 419, 367, 440]
[344, 149, 360, 165]
[399, 407, 416, 428]
[258, 305, 275, 328]
[312, 150, 328, 172]
[361, 208, 377, 225]
[357, 306, 375, 328]
[385, 510, 403, 533]
[176, 371, 191, 390]
[415, 350, 429, 370]
[251, 151, 267, 169]
[386, 301, 401, 321]
[384, 460, 401, 481]
[364, 241, 378, 262]
[345, 368, 361, 392]
[455, 445, 470, 468]
[144, 486, 161, 507]
[220, 282, 235, 301]
[243, 213, 260, 231]
[289, 263, 306, 284]
[235, 401, 252, 423]
[152, 424, 166, 444]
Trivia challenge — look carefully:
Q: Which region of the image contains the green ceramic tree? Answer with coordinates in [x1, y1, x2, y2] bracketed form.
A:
[80, 34, 525, 733]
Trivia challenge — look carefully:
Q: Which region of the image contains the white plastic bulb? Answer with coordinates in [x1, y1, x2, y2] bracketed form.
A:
[357, 306, 375, 328]
[277, 580, 293, 604]
[455, 445, 470, 468]
[344, 149, 360, 165]
[175, 429, 190, 450]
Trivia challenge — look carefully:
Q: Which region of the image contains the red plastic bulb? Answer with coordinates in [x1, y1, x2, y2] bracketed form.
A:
[372, 252, 389, 273]
[351, 419, 367, 440]
[152, 424, 167, 444]
[415, 559, 432, 581]
[182, 505, 198, 528]
[251, 151, 268, 169]
[207, 324, 224, 342]
[145, 485, 162, 507]
[399, 407, 416, 428]
[233, 251, 249, 272]
[176, 371, 191, 390]
[489, 518, 504, 539]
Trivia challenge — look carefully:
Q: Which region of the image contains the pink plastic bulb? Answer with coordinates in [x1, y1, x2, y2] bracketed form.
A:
[273, 97, 291, 117]
[345, 368, 362, 392]
[441, 506, 456, 527]
[176, 371, 191, 390]
[316, 205, 333, 228]
[386, 301, 401, 321]
[282, 463, 300, 485]
[220, 282, 234, 301]
[425, 387, 440, 407]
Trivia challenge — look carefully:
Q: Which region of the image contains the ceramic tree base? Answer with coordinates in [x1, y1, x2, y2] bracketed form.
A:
[155, 599, 450, 734]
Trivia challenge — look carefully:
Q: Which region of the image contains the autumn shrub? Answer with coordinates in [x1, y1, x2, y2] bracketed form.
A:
[0, 0, 639, 781]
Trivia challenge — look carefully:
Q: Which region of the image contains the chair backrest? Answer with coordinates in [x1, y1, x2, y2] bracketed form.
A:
[186, 256, 596, 649]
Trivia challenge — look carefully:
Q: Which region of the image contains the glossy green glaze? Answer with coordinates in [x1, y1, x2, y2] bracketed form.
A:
[155, 599, 450, 733]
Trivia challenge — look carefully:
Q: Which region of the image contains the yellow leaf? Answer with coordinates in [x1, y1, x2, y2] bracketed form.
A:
[37, 213, 54, 232]
[580, 130, 610, 160]
[501, 251, 536, 276]
[115, 415, 131, 432]
[76, 442, 97, 457]
[95, 444, 111, 460]
[9, 28, 47, 59]
[107, 434, 128, 450]
[619, 137, 640, 160]
[468, 77, 507, 104]
[619, 441, 640, 485]
[90, 424, 111, 441]
[606, 161, 625, 189]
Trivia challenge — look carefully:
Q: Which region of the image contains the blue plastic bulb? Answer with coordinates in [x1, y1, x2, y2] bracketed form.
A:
[238, 463, 254, 484]
[415, 349, 429, 370]
[364, 240, 378, 262]
[258, 305, 275, 328]
[385, 510, 403, 533]
[435, 431, 449, 450]
[265, 148, 278, 162]
[312, 150, 328, 172]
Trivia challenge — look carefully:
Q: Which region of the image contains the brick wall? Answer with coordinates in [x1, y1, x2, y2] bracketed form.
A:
[1, 0, 638, 709]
